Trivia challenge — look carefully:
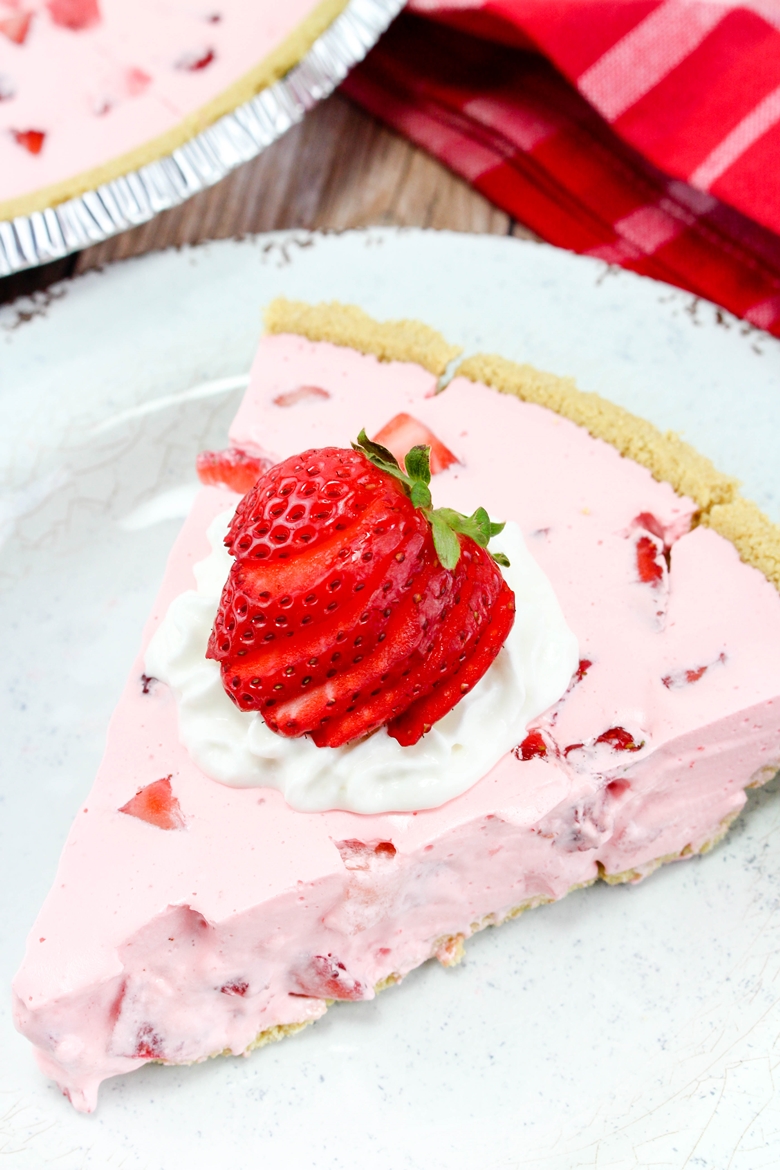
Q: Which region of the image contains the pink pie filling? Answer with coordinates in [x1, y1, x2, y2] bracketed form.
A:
[0, 0, 326, 204]
[13, 334, 780, 1112]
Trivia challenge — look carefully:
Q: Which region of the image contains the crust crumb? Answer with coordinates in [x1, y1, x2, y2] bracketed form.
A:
[375, 972, 402, 992]
[265, 297, 461, 377]
[243, 1018, 314, 1055]
[433, 933, 466, 967]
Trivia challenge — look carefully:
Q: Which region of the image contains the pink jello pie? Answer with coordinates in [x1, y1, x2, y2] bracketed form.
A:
[0, 0, 347, 218]
[13, 299, 780, 1112]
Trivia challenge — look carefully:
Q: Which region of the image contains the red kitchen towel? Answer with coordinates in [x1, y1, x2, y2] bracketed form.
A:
[342, 4, 780, 337]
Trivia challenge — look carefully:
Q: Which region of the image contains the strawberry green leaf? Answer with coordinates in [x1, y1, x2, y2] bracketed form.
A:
[429, 512, 461, 570]
[434, 507, 491, 547]
[404, 444, 431, 484]
[410, 480, 432, 509]
[491, 551, 511, 568]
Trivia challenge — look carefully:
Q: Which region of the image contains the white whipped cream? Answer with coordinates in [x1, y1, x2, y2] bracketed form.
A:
[146, 511, 579, 813]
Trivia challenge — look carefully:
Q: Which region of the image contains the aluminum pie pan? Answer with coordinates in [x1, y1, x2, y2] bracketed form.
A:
[0, 0, 403, 278]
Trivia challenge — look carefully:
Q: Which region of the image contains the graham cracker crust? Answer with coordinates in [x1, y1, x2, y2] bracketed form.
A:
[265, 297, 462, 377]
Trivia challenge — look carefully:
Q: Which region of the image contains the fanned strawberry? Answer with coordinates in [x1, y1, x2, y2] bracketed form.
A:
[208, 432, 514, 746]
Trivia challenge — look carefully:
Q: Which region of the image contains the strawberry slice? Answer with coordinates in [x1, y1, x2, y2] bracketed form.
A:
[119, 776, 185, 831]
[47, 0, 100, 30]
[305, 555, 460, 746]
[220, 530, 425, 706]
[196, 447, 271, 495]
[388, 576, 515, 745]
[0, 10, 32, 43]
[373, 414, 457, 475]
[209, 433, 513, 745]
[334, 540, 500, 747]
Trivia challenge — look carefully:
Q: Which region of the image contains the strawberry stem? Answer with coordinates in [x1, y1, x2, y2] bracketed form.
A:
[352, 429, 509, 570]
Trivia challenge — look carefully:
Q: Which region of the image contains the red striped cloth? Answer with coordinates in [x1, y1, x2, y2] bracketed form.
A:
[342, 3, 780, 337]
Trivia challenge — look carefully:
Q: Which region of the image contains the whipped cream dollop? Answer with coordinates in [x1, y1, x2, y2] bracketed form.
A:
[145, 510, 579, 813]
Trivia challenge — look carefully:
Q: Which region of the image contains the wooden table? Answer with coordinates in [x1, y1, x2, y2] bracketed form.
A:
[0, 95, 536, 306]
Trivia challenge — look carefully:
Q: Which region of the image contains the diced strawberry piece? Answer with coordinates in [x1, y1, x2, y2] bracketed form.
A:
[574, 658, 592, 683]
[636, 534, 664, 585]
[125, 67, 151, 97]
[515, 729, 547, 760]
[0, 10, 32, 43]
[133, 1023, 164, 1059]
[595, 726, 644, 752]
[633, 512, 666, 543]
[196, 447, 271, 495]
[273, 385, 330, 407]
[373, 413, 458, 475]
[119, 776, 185, 831]
[47, 0, 100, 30]
[220, 980, 248, 997]
[176, 47, 215, 71]
[661, 652, 725, 689]
[388, 576, 516, 746]
[13, 129, 45, 155]
[290, 954, 367, 1001]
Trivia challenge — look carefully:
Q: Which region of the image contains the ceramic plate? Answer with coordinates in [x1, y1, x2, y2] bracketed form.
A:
[1, 229, 779, 1169]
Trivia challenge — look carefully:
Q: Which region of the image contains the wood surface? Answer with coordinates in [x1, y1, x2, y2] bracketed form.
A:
[0, 95, 536, 305]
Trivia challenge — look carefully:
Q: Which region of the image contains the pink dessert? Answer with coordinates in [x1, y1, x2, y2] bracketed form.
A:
[13, 325, 780, 1112]
[0, 0, 338, 213]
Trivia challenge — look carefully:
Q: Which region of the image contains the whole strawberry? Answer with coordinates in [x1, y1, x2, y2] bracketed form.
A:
[207, 432, 515, 747]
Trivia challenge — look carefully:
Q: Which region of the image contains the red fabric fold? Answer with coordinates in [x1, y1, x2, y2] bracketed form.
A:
[342, 10, 780, 338]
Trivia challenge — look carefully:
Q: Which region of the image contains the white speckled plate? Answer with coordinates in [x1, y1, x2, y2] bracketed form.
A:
[2, 230, 780, 1170]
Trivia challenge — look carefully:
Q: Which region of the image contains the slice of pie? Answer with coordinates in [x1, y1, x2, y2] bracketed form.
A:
[0, 0, 349, 220]
[13, 298, 780, 1112]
